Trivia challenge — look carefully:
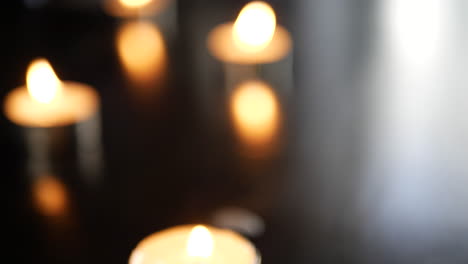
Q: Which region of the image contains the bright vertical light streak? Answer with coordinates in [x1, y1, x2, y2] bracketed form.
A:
[362, 0, 452, 237]
[385, 0, 447, 69]
[378, 0, 448, 142]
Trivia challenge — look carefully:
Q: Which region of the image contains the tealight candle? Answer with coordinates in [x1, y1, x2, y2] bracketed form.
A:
[207, 1, 293, 94]
[207, 1, 292, 65]
[3, 58, 102, 180]
[32, 174, 69, 218]
[129, 225, 260, 264]
[4, 58, 99, 127]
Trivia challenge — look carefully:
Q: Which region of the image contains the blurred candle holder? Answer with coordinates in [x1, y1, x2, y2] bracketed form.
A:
[207, 1, 293, 92]
[129, 224, 260, 264]
[3, 58, 102, 184]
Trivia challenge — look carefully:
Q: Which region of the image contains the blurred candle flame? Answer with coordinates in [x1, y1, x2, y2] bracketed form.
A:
[230, 80, 280, 147]
[26, 58, 62, 104]
[103, 0, 168, 18]
[120, 0, 152, 8]
[233, 1, 276, 52]
[32, 175, 68, 217]
[186, 225, 214, 258]
[117, 21, 166, 88]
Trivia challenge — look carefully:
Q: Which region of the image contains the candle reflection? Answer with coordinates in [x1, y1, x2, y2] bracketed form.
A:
[31, 174, 85, 261]
[117, 21, 167, 95]
[230, 80, 280, 155]
[32, 175, 69, 217]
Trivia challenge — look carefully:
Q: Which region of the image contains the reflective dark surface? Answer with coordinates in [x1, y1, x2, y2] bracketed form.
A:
[3, 0, 468, 263]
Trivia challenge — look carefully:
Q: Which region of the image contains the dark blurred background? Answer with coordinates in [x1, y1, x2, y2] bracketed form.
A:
[2, 0, 468, 263]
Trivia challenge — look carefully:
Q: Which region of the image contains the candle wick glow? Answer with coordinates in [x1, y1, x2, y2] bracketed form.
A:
[232, 1, 276, 52]
[119, 0, 152, 8]
[186, 225, 214, 259]
[26, 58, 62, 104]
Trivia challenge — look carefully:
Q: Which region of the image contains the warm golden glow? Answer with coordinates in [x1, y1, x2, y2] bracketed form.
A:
[129, 225, 258, 264]
[117, 21, 166, 87]
[103, 0, 168, 18]
[26, 58, 62, 104]
[232, 1, 276, 52]
[186, 225, 214, 258]
[231, 80, 279, 146]
[119, 0, 152, 8]
[32, 175, 68, 217]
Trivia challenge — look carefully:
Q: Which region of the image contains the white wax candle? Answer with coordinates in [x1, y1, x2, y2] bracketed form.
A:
[3, 58, 102, 180]
[129, 225, 260, 264]
[4, 58, 99, 127]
